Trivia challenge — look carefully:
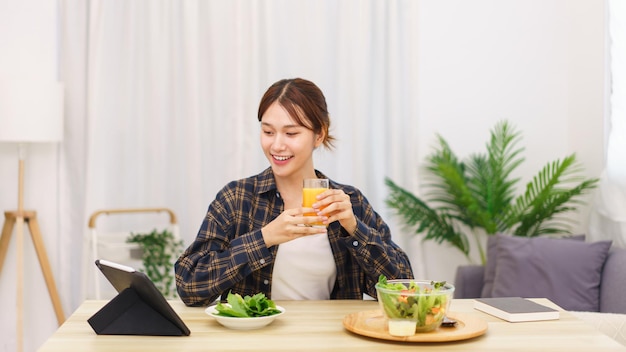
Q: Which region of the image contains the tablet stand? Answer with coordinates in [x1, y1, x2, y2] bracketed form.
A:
[88, 287, 186, 336]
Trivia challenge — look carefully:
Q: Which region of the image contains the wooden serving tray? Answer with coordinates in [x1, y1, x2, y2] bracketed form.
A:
[343, 310, 488, 342]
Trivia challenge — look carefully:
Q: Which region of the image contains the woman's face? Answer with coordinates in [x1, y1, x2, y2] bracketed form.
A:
[260, 102, 323, 179]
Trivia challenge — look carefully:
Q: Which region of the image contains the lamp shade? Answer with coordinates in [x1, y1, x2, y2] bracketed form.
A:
[0, 80, 64, 143]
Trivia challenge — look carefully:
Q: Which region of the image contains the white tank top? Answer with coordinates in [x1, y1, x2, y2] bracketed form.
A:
[271, 233, 337, 300]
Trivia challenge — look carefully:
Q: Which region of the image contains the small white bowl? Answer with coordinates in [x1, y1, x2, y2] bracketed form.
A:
[205, 304, 285, 330]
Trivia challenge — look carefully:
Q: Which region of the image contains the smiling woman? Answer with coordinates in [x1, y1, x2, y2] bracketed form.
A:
[174, 78, 414, 306]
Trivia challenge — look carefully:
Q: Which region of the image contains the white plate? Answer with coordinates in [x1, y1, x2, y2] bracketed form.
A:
[205, 304, 285, 330]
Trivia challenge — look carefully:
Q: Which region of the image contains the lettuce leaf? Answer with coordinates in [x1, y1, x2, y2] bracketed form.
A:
[214, 292, 281, 317]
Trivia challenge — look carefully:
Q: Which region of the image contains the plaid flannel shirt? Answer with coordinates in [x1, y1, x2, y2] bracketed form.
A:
[175, 167, 414, 306]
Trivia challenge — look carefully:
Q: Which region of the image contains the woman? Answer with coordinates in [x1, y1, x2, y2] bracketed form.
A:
[175, 78, 413, 306]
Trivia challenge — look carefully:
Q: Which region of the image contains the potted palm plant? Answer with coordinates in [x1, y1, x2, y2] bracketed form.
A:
[385, 120, 599, 265]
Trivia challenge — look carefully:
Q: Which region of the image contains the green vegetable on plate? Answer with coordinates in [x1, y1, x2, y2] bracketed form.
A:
[214, 292, 282, 318]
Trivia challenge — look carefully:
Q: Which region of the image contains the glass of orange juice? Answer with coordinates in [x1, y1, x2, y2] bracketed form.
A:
[302, 178, 329, 227]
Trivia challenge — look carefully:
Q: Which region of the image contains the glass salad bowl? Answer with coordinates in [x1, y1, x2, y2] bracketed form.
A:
[375, 278, 455, 336]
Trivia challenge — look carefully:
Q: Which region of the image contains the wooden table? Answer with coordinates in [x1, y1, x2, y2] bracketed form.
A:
[38, 299, 625, 351]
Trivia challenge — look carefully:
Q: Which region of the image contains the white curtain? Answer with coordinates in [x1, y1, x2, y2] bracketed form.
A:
[59, 0, 423, 308]
[589, 0, 626, 247]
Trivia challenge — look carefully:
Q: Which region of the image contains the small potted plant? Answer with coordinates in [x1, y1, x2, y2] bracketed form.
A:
[127, 228, 184, 298]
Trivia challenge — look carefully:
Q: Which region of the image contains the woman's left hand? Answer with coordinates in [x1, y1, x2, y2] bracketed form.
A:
[313, 189, 357, 234]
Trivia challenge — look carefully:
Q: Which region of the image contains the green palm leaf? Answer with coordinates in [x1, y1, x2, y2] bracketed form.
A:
[501, 155, 599, 236]
[385, 178, 470, 257]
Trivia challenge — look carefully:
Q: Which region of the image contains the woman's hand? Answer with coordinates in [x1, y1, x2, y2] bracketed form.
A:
[261, 208, 327, 247]
[314, 189, 357, 234]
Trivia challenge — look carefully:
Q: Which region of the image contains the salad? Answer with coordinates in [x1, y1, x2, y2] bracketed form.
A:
[376, 275, 451, 334]
[214, 292, 282, 318]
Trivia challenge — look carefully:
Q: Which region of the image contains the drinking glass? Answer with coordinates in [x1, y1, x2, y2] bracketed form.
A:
[302, 178, 329, 227]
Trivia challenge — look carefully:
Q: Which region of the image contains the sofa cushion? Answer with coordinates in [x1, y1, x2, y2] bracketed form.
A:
[600, 248, 626, 313]
[480, 235, 500, 298]
[453, 265, 484, 299]
[481, 233, 585, 298]
[489, 235, 612, 312]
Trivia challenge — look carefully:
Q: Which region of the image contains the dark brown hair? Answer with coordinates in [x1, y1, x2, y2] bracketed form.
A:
[257, 78, 335, 149]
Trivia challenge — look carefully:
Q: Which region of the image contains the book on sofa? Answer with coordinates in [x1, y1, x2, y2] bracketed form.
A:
[474, 297, 560, 322]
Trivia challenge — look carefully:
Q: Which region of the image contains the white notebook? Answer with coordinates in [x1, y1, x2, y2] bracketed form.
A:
[474, 297, 560, 322]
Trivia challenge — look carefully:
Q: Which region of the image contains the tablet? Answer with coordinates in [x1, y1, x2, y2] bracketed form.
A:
[94, 259, 191, 336]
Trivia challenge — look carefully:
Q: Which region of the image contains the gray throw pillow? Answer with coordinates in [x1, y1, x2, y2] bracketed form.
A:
[481, 233, 585, 298]
[490, 235, 611, 312]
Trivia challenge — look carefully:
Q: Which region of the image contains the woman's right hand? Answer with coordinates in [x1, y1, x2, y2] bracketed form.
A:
[261, 208, 327, 247]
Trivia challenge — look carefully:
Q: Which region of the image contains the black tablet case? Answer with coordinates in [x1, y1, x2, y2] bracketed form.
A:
[87, 259, 191, 336]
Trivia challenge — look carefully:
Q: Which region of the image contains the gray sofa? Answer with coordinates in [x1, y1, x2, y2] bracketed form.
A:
[454, 247, 626, 314]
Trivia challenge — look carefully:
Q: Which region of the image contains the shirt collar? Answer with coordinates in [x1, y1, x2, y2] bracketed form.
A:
[256, 167, 278, 195]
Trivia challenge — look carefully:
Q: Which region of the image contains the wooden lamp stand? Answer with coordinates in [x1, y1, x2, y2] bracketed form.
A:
[0, 156, 65, 351]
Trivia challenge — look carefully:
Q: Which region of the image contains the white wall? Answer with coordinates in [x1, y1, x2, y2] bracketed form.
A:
[0, 0, 607, 350]
[411, 0, 606, 281]
[0, 1, 63, 351]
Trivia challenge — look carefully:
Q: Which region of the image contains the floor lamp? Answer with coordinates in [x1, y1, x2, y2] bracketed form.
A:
[0, 80, 66, 352]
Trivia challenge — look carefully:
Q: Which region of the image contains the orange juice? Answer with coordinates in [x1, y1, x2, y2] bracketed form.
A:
[302, 178, 329, 227]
